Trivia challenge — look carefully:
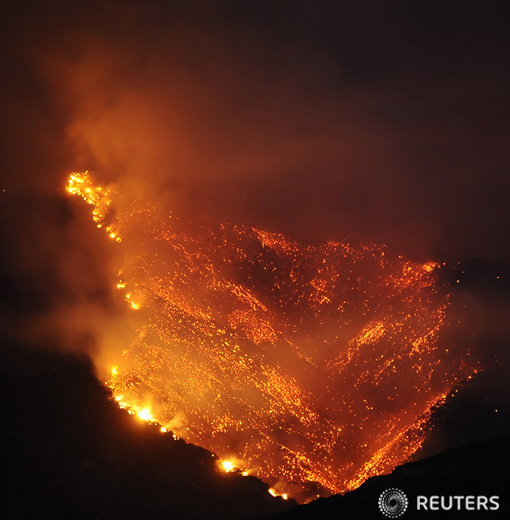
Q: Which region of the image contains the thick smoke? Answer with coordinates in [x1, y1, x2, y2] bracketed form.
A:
[4, 1, 509, 258]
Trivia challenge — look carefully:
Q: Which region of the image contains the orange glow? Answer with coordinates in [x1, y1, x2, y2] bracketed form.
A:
[221, 460, 235, 473]
[68, 172, 478, 502]
[137, 407, 154, 422]
[67, 171, 108, 209]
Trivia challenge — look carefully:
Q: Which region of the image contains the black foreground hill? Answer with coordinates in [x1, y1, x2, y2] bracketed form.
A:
[0, 341, 292, 520]
[269, 436, 509, 519]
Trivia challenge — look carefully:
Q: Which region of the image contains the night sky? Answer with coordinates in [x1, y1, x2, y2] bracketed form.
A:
[2, 0, 509, 262]
[1, 0, 509, 513]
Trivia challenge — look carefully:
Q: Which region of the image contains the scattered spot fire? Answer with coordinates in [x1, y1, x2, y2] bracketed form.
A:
[67, 171, 478, 502]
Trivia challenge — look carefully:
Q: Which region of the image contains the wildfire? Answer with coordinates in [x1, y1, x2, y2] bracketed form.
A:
[66, 171, 121, 242]
[67, 171, 478, 502]
[137, 407, 154, 422]
[221, 460, 235, 473]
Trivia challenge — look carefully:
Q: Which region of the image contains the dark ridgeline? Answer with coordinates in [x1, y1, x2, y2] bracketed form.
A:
[268, 436, 509, 519]
[0, 342, 292, 520]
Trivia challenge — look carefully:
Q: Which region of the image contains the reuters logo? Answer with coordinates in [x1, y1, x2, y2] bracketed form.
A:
[378, 488, 408, 518]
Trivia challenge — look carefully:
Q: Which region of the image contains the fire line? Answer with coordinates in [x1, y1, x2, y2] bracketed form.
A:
[67, 171, 478, 502]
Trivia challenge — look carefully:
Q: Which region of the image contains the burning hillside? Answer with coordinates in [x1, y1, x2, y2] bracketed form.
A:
[67, 171, 478, 502]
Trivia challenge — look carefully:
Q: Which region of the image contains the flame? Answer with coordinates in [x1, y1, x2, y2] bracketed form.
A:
[137, 407, 154, 422]
[66, 171, 121, 242]
[67, 172, 478, 502]
[221, 460, 235, 473]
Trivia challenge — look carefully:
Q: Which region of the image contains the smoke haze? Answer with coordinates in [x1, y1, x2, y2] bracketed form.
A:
[3, 1, 509, 258]
[1, 0, 509, 495]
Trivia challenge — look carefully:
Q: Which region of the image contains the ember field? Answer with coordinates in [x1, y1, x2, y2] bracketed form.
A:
[68, 171, 478, 501]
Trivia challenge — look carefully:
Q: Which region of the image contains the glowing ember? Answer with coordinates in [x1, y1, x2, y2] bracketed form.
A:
[67, 171, 478, 502]
[221, 460, 235, 473]
[137, 407, 154, 422]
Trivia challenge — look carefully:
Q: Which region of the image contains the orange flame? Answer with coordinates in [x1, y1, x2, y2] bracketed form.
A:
[67, 172, 478, 502]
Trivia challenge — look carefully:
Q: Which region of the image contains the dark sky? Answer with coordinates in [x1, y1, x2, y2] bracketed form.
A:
[1, 0, 509, 263]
